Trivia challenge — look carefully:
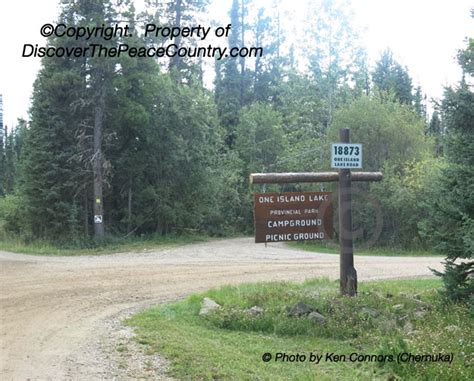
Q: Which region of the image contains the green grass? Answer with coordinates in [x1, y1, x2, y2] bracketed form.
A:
[0, 233, 210, 256]
[127, 278, 473, 380]
[288, 240, 442, 257]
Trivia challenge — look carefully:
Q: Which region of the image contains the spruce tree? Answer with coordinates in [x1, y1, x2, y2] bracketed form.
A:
[147, 0, 210, 82]
[372, 49, 414, 105]
[21, 0, 121, 239]
[428, 111, 443, 156]
[215, 0, 244, 146]
[22, 56, 85, 238]
[421, 38, 474, 304]
[252, 5, 286, 103]
[306, 0, 366, 130]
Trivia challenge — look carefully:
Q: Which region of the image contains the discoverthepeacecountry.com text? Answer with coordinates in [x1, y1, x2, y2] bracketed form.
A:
[22, 23, 263, 60]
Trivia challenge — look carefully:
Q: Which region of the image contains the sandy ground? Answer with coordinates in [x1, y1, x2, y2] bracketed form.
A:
[0, 238, 444, 380]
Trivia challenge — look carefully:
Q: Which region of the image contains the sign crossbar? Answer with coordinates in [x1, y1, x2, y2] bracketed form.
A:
[250, 172, 382, 184]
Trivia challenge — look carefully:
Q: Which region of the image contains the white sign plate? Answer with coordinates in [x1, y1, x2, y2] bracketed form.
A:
[331, 143, 362, 169]
[94, 215, 103, 224]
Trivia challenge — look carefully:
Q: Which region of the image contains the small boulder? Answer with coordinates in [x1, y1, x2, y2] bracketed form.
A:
[412, 298, 429, 308]
[246, 306, 264, 316]
[446, 325, 460, 333]
[288, 301, 314, 317]
[308, 311, 326, 325]
[403, 322, 414, 334]
[360, 307, 378, 317]
[414, 310, 427, 319]
[381, 319, 397, 332]
[199, 297, 220, 316]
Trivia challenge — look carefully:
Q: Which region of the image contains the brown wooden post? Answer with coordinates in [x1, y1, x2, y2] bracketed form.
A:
[338, 128, 357, 296]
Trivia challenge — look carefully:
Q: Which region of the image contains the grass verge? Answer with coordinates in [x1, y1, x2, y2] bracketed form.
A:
[127, 278, 473, 380]
[288, 241, 442, 257]
[0, 233, 210, 256]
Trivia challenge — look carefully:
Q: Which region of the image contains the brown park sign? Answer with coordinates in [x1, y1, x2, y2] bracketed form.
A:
[254, 191, 333, 243]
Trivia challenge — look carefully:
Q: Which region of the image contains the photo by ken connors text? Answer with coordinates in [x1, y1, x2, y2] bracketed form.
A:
[262, 352, 454, 364]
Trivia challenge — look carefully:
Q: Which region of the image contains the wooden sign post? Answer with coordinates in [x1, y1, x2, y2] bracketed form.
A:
[338, 128, 356, 296]
[250, 128, 382, 296]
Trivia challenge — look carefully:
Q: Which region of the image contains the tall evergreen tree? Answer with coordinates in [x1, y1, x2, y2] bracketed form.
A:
[105, 4, 162, 234]
[0, 95, 3, 196]
[372, 49, 413, 105]
[0, 126, 4, 197]
[22, 54, 85, 238]
[413, 85, 427, 120]
[428, 110, 443, 156]
[420, 38, 474, 303]
[3, 129, 14, 193]
[21, 0, 123, 239]
[427, 111, 442, 136]
[147, 0, 210, 82]
[214, 0, 244, 146]
[252, 4, 286, 103]
[306, 0, 366, 130]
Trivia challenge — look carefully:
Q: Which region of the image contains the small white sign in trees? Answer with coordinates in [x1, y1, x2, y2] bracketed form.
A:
[331, 143, 362, 169]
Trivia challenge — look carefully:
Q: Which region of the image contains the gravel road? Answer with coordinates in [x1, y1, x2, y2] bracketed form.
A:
[0, 238, 444, 380]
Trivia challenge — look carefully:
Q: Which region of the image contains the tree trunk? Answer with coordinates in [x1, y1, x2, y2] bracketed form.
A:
[169, 0, 182, 74]
[93, 78, 105, 238]
[84, 188, 89, 237]
[127, 179, 132, 234]
[240, 0, 245, 105]
[254, 10, 262, 87]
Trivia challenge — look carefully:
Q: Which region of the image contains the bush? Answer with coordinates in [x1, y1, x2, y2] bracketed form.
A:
[371, 158, 444, 248]
[0, 194, 25, 237]
[329, 95, 433, 248]
[419, 39, 474, 305]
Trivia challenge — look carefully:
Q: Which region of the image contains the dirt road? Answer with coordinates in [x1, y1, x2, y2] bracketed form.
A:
[0, 238, 444, 380]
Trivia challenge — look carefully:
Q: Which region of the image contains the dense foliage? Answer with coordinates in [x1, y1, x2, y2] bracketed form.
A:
[419, 39, 474, 304]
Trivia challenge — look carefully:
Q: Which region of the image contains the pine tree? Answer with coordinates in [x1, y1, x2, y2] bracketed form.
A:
[428, 111, 443, 156]
[420, 38, 474, 304]
[214, 0, 243, 146]
[0, 95, 4, 196]
[22, 58, 85, 238]
[147, 0, 210, 82]
[21, 0, 122, 239]
[373, 49, 413, 105]
[306, 0, 366, 130]
[3, 127, 16, 193]
[0, 127, 4, 197]
[104, 4, 163, 234]
[252, 4, 286, 103]
[413, 85, 426, 120]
